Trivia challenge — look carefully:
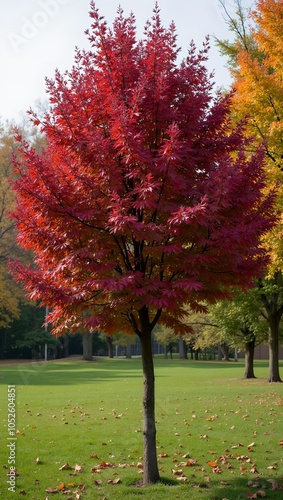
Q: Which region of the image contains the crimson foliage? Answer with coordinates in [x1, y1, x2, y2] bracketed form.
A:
[12, 3, 273, 338]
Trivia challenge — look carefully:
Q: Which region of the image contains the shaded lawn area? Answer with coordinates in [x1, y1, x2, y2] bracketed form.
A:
[0, 357, 282, 499]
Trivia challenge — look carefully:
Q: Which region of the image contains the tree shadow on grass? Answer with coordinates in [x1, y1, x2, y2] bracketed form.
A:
[123, 475, 283, 499]
[0, 358, 145, 386]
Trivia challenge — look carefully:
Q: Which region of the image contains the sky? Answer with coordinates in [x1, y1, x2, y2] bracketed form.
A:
[1, 0, 254, 123]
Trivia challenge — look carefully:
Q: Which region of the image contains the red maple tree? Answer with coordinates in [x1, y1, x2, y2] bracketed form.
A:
[11, 3, 274, 485]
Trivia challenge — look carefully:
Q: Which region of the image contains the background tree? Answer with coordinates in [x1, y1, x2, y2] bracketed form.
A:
[11, 4, 274, 485]
[112, 332, 136, 358]
[153, 325, 178, 359]
[216, 0, 283, 382]
[0, 119, 47, 357]
[0, 123, 21, 330]
[207, 287, 268, 378]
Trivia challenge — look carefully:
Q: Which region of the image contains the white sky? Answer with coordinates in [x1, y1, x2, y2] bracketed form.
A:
[1, 0, 254, 123]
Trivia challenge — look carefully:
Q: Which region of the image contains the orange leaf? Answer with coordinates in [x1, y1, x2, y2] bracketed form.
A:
[57, 482, 65, 490]
[207, 461, 217, 467]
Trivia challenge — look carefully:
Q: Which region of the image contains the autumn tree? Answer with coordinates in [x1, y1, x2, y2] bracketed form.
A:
[206, 288, 268, 378]
[154, 325, 178, 359]
[0, 123, 21, 333]
[216, 0, 283, 382]
[11, 4, 274, 485]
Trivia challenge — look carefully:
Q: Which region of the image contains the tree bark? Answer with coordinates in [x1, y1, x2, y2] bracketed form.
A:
[259, 276, 282, 383]
[179, 337, 187, 359]
[106, 335, 114, 358]
[82, 331, 93, 360]
[267, 323, 282, 382]
[244, 339, 256, 379]
[62, 334, 69, 358]
[220, 343, 229, 361]
[139, 329, 160, 485]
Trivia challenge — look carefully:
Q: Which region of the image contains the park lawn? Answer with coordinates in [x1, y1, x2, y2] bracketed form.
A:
[0, 357, 282, 499]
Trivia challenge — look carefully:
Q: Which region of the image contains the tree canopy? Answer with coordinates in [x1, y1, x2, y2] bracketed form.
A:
[10, 2, 276, 484]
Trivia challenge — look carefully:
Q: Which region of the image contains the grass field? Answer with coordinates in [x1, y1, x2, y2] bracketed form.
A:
[0, 356, 282, 499]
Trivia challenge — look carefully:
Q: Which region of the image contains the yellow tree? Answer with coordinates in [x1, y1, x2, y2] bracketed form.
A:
[216, 0, 283, 381]
[0, 123, 21, 329]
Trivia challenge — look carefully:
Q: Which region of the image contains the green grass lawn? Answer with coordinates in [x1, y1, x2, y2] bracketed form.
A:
[0, 357, 282, 499]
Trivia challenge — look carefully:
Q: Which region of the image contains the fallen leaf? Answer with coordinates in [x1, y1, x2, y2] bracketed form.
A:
[45, 487, 58, 494]
[250, 466, 258, 474]
[74, 464, 82, 473]
[59, 463, 71, 470]
[267, 479, 279, 490]
[171, 469, 184, 476]
[57, 483, 65, 491]
[212, 466, 221, 474]
[107, 478, 121, 484]
[207, 461, 217, 467]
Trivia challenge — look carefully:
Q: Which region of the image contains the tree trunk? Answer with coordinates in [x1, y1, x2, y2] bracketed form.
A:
[0, 330, 6, 359]
[82, 331, 93, 361]
[106, 335, 114, 358]
[220, 343, 229, 361]
[244, 339, 256, 379]
[259, 277, 282, 383]
[179, 337, 187, 359]
[126, 343, 132, 358]
[267, 323, 282, 382]
[62, 334, 69, 358]
[139, 329, 160, 485]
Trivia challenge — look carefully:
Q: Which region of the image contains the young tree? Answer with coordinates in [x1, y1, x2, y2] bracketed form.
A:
[11, 4, 274, 485]
[206, 287, 268, 378]
[154, 325, 178, 359]
[216, 0, 283, 382]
